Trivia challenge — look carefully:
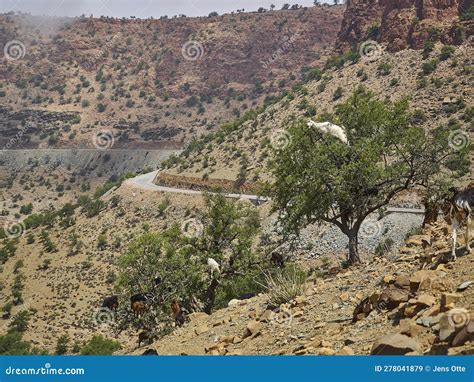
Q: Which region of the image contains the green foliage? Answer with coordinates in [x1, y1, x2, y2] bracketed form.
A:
[82, 199, 106, 218]
[460, 5, 474, 21]
[117, 193, 263, 327]
[423, 41, 435, 59]
[9, 310, 30, 332]
[439, 45, 455, 61]
[377, 62, 392, 76]
[80, 335, 121, 355]
[269, 87, 468, 263]
[0, 241, 17, 264]
[260, 264, 307, 306]
[366, 24, 380, 40]
[422, 59, 439, 75]
[374, 237, 394, 257]
[55, 335, 69, 355]
[333, 86, 343, 101]
[19, 203, 33, 215]
[40, 230, 57, 253]
[0, 332, 39, 355]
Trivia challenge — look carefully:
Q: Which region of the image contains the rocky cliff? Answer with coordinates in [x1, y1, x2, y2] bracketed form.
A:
[336, 0, 473, 52]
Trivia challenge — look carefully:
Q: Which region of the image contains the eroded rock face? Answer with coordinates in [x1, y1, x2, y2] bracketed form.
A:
[336, 0, 472, 52]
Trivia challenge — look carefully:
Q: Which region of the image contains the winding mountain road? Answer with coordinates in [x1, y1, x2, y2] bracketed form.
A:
[124, 170, 425, 214]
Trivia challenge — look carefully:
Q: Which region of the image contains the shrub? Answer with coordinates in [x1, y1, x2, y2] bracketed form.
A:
[377, 62, 392, 76]
[260, 265, 306, 306]
[9, 310, 30, 332]
[333, 86, 343, 100]
[80, 335, 121, 355]
[422, 59, 438, 75]
[439, 45, 455, 61]
[375, 237, 394, 257]
[0, 332, 36, 355]
[55, 335, 69, 355]
[460, 5, 474, 21]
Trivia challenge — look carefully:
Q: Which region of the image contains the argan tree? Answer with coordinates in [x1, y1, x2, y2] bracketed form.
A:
[270, 87, 468, 264]
[116, 193, 263, 332]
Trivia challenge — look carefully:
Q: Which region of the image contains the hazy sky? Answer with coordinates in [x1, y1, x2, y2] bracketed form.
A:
[1, 0, 335, 18]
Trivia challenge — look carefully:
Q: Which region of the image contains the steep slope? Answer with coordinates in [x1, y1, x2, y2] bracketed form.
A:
[128, 220, 473, 355]
[158, 42, 473, 192]
[336, 0, 474, 52]
[0, 5, 344, 150]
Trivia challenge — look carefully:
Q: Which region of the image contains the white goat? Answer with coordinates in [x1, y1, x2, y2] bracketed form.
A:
[207, 258, 220, 277]
[307, 120, 348, 145]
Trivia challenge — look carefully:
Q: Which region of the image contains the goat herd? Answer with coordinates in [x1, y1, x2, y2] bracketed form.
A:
[95, 184, 472, 352]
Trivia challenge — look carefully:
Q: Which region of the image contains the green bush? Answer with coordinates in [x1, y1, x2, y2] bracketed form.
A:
[55, 335, 69, 355]
[460, 5, 474, 21]
[0, 332, 38, 355]
[260, 265, 307, 306]
[80, 335, 121, 355]
[422, 59, 438, 75]
[439, 45, 455, 61]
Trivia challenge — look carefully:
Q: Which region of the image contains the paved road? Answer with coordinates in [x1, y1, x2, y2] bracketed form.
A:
[124, 170, 425, 214]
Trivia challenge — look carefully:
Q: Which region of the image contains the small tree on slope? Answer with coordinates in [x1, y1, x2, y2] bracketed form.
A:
[269, 87, 469, 265]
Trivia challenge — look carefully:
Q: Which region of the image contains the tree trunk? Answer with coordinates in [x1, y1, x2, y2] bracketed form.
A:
[347, 230, 361, 265]
[203, 278, 219, 314]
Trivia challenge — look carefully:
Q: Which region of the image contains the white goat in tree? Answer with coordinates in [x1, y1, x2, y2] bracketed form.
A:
[207, 258, 220, 277]
[307, 120, 348, 145]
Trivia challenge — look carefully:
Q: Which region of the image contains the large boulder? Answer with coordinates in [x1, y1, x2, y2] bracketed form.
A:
[371, 333, 422, 355]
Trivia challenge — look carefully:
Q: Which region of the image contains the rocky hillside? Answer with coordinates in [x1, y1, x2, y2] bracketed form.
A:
[336, 0, 474, 52]
[128, 220, 473, 356]
[157, 42, 473, 192]
[0, 5, 344, 150]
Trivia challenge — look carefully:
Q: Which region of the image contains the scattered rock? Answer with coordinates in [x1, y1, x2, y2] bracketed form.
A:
[194, 324, 209, 336]
[243, 320, 262, 339]
[187, 312, 209, 322]
[371, 333, 421, 355]
[457, 281, 472, 292]
[317, 347, 335, 355]
[337, 346, 354, 355]
[440, 293, 462, 309]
